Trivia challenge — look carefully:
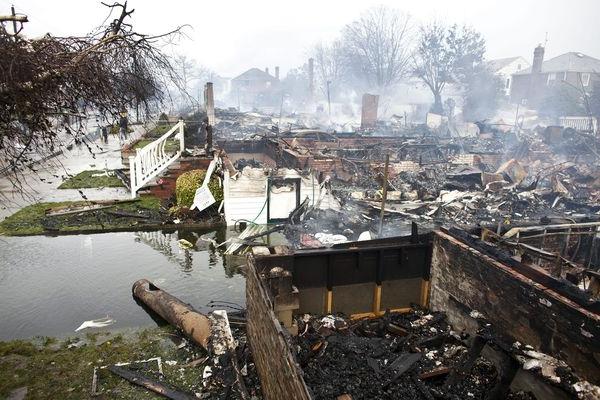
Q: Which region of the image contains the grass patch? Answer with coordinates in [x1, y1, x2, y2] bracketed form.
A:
[133, 138, 180, 153]
[58, 170, 124, 189]
[0, 196, 162, 236]
[0, 201, 73, 236]
[0, 327, 208, 400]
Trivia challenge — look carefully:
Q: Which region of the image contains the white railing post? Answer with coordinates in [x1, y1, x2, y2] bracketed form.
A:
[129, 155, 136, 198]
[179, 120, 185, 153]
[128, 120, 186, 198]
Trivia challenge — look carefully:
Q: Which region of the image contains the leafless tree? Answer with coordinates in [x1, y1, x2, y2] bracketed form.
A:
[341, 6, 413, 91]
[312, 40, 346, 99]
[0, 1, 187, 190]
[413, 22, 485, 114]
[172, 54, 200, 110]
[174, 54, 198, 93]
[170, 55, 219, 112]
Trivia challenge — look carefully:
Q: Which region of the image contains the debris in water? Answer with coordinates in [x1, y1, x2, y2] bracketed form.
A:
[74, 316, 116, 332]
[177, 238, 194, 250]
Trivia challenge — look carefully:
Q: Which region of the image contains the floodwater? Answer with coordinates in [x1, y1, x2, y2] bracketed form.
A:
[0, 229, 247, 340]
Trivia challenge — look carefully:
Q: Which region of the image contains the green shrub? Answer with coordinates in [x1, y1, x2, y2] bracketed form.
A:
[147, 124, 173, 138]
[158, 112, 169, 125]
[175, 169, 223, 208]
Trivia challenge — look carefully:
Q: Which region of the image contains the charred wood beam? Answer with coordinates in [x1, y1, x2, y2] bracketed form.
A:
[485, 351, 520, 400]
[383, 352, 422, 388]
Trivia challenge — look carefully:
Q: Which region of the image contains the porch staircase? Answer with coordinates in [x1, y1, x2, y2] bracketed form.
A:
[126, 120, 185, 198]
[115, 121, 212, 201]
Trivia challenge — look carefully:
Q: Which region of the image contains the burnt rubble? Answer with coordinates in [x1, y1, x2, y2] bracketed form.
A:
[214, 109, 600, 293]
[292, 309, 595, 400]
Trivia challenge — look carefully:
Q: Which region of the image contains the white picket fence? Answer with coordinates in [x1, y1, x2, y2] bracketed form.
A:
[559, 116, 598, 134]
[129, 120, 185, 198]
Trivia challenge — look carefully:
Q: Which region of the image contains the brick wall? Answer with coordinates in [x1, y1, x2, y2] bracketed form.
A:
[429, 231, 600, 383]
[450, 154, 480, 166]
[246, 256, 312, 400]
[477, 153, 503, 169]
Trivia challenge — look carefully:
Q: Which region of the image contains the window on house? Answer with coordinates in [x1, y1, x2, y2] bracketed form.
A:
[581, 73, 591, 86]
[517, 64, 521, 70]
[505, 78, 510, 89]
[547, 73, 556, 85]
[266, 81, 272, 88]
[562, 71, 567, 81]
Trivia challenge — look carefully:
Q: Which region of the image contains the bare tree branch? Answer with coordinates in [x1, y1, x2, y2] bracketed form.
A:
[0, 2, 186, 191]
[341, 6, 413, 91]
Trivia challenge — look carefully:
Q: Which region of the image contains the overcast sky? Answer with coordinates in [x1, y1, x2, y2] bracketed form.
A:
[4, 0, 600, 78]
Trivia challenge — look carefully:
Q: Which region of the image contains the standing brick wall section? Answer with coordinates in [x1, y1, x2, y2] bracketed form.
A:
[450, 154, 479, 166]
[393, 161, 421, 173]
[429, 231, 600, 384]
[246, 257, 312, 400]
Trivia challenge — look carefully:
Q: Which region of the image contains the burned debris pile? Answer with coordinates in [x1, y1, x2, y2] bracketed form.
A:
[293, 309, 590, 400]
[294, 310, 515, 399]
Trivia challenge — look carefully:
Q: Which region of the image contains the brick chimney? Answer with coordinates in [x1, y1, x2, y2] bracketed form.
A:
[532, 45, 545, 74]
[265, 67, 270, 75]
[275, 66, 280, 80]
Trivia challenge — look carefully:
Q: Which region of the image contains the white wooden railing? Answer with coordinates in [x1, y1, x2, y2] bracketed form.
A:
[129, 120, 185, 198]
[559, 116, 598, 134]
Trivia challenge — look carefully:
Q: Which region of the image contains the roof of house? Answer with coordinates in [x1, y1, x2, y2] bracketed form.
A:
[515, 52, 600, 75]
[232, 68, 276, 82]
[487, 57, 523, 72]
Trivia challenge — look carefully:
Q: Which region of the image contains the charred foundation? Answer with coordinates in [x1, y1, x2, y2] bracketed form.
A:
[244, 231, 600, 399]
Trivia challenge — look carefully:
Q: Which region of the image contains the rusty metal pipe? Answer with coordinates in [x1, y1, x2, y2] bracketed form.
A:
[132, 279, 210, 351]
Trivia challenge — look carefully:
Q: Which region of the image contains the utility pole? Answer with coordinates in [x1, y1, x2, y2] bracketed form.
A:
[0, 5, 29, 40]
[378, 154, 390, 237]
[11, 5, 17, 36]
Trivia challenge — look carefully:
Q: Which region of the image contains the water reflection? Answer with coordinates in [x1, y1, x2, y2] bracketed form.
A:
[135, 231, 195, 272]
[134, 228, 244, 277]
[0, 229, 246, 340]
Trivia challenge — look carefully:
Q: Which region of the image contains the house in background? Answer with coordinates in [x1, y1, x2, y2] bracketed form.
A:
[487, 56, 530, 96]
[230, 67, 281, 110]
[510, 46, 600, 106]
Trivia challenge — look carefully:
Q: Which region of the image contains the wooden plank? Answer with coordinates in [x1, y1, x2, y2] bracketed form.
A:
[108, 365, 196, 400]
[420, 279, 431, 307]
[46, 204, 112, 217]
[373, 285, 382, 314]
[326, 289, 333, 314]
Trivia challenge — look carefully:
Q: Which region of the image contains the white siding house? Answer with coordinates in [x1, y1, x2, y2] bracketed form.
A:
[487, 56, 530, 96]
[223, 167, 324, 226]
